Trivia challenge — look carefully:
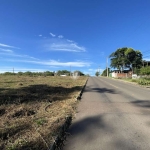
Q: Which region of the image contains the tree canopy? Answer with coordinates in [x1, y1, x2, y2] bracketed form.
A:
[109, 47, 142, 71]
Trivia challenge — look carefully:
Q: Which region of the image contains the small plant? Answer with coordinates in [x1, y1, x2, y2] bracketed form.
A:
[6, 139, 28, 150]
[131, 79, 137, 82]
[138, 79, 150, 85]
[35, 118, 47, 126]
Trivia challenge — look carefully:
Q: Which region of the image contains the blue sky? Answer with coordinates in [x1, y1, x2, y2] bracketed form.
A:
[0, 0, 150, 76]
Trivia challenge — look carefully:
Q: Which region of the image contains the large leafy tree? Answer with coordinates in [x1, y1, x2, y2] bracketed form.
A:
[110, 47, 142, 71]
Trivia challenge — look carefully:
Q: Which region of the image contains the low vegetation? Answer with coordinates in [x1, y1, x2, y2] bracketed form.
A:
[0, 75, 87, 150]
[120, 77, 150, 86]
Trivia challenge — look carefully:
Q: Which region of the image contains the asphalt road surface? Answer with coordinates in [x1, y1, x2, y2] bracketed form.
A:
[63, 77, 150, 150]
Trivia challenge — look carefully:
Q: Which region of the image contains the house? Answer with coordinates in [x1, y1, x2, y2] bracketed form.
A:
[110, 70, 132, 78]
[142, 60, 150, 67]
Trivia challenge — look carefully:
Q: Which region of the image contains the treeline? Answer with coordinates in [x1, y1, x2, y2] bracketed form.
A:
[0, 70, 86, 76]
[1, 71, 55, 76]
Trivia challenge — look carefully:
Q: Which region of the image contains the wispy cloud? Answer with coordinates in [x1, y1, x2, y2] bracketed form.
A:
[49, 42, 86, 52]
[39, 34, 42, 37]
[0, 48, 13, 53]
[0, 43, 19, 49]
[67, 39, 73, 43]
[4, 59, 91, 67]
[58, 35, 63, 38]
[0, 51, 39, 60]
[44, 38, 86, 52]
[50, 32, 56, 37]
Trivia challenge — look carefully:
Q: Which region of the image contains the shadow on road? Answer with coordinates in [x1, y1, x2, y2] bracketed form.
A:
[84, 86, 117, 94]
[64, 114, 138, 150]
[131, 100, 150, 108]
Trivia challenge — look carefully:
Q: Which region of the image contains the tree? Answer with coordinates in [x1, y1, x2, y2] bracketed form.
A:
[95, 71, 100, 76]
[74, 70, 85, 76]
[57, 70, 70, 76]
[101, 68, 110, 76]
[110, 47, 142, 72]
[44, 71, 54, 76]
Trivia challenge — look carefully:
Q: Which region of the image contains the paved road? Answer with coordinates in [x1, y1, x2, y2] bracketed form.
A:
[63, 77, 150, 150]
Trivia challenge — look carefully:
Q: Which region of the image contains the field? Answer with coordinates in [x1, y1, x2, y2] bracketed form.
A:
[0, 75, 87, 150]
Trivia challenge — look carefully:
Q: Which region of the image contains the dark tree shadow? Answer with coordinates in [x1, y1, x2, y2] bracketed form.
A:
[0, 84, 82, 105]
[84, 86, 117, 94]
[131, 100, 150, 108]
[63, 115, 139, 150]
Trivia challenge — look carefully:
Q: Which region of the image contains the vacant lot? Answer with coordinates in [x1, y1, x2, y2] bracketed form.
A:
[0, 75, 87, 150]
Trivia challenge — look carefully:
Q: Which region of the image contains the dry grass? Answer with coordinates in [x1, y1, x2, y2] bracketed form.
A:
[0, 75, 87, 150]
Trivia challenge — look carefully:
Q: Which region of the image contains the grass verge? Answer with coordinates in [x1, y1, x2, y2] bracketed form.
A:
[118, 77, 150, 86]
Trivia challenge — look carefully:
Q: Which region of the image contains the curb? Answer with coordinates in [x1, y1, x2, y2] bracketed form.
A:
[49, 78, 88, 150]
[76, 78, 88, 100]
[49, 116, 72, 150]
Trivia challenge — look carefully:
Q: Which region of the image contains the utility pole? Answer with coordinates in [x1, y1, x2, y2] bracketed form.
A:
[99, 66, 100, 76]
[70, 65, 71, 76]
[107, 57, 109, 77]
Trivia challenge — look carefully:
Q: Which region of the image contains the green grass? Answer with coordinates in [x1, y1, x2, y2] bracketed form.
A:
[120, 77, 150, 86]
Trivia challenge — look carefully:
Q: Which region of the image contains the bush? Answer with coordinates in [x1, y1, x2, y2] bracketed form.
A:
[138, 79, 150, 85]
[140, 66, 150, 75]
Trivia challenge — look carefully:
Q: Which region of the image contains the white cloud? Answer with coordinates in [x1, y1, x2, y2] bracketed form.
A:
[0, 51, 39, 60]
[0, 43, 19, 49]
[45, 38, 86, 52]
[39, 35, 42, 37]
[50, 32, 56, 37]
[58, 35, 63, 38]
[67, 39, 73, 43]
[49, 42, 86, 52]
[0, 48, 13, 53]
[4, 59, 91, 67]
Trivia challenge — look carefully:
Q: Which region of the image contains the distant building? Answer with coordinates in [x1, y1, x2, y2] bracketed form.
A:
[142, 60, 150, 67]
[60, 75, 67, 76]
[110, 70, 132, 78]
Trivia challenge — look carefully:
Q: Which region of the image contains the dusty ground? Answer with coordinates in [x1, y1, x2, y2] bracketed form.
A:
[0, 75, 87, 150]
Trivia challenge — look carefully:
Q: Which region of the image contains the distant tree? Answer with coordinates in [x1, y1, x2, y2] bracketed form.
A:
[110, 47, 142, 72]
[95, 71, 100, 76]
[24, 71, 32, 76]
[44, 71, 54, 76]
[101, 68, 110, 76]
[57, 70, 70, 76]
[74, 70, 85, 76]
[86, 74, 90, 77]
[3, 72, 15, 75]
[18, 72, 23, 75]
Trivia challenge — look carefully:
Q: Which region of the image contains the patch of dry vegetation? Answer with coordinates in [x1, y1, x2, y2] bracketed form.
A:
[0, 75, 87, 150]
